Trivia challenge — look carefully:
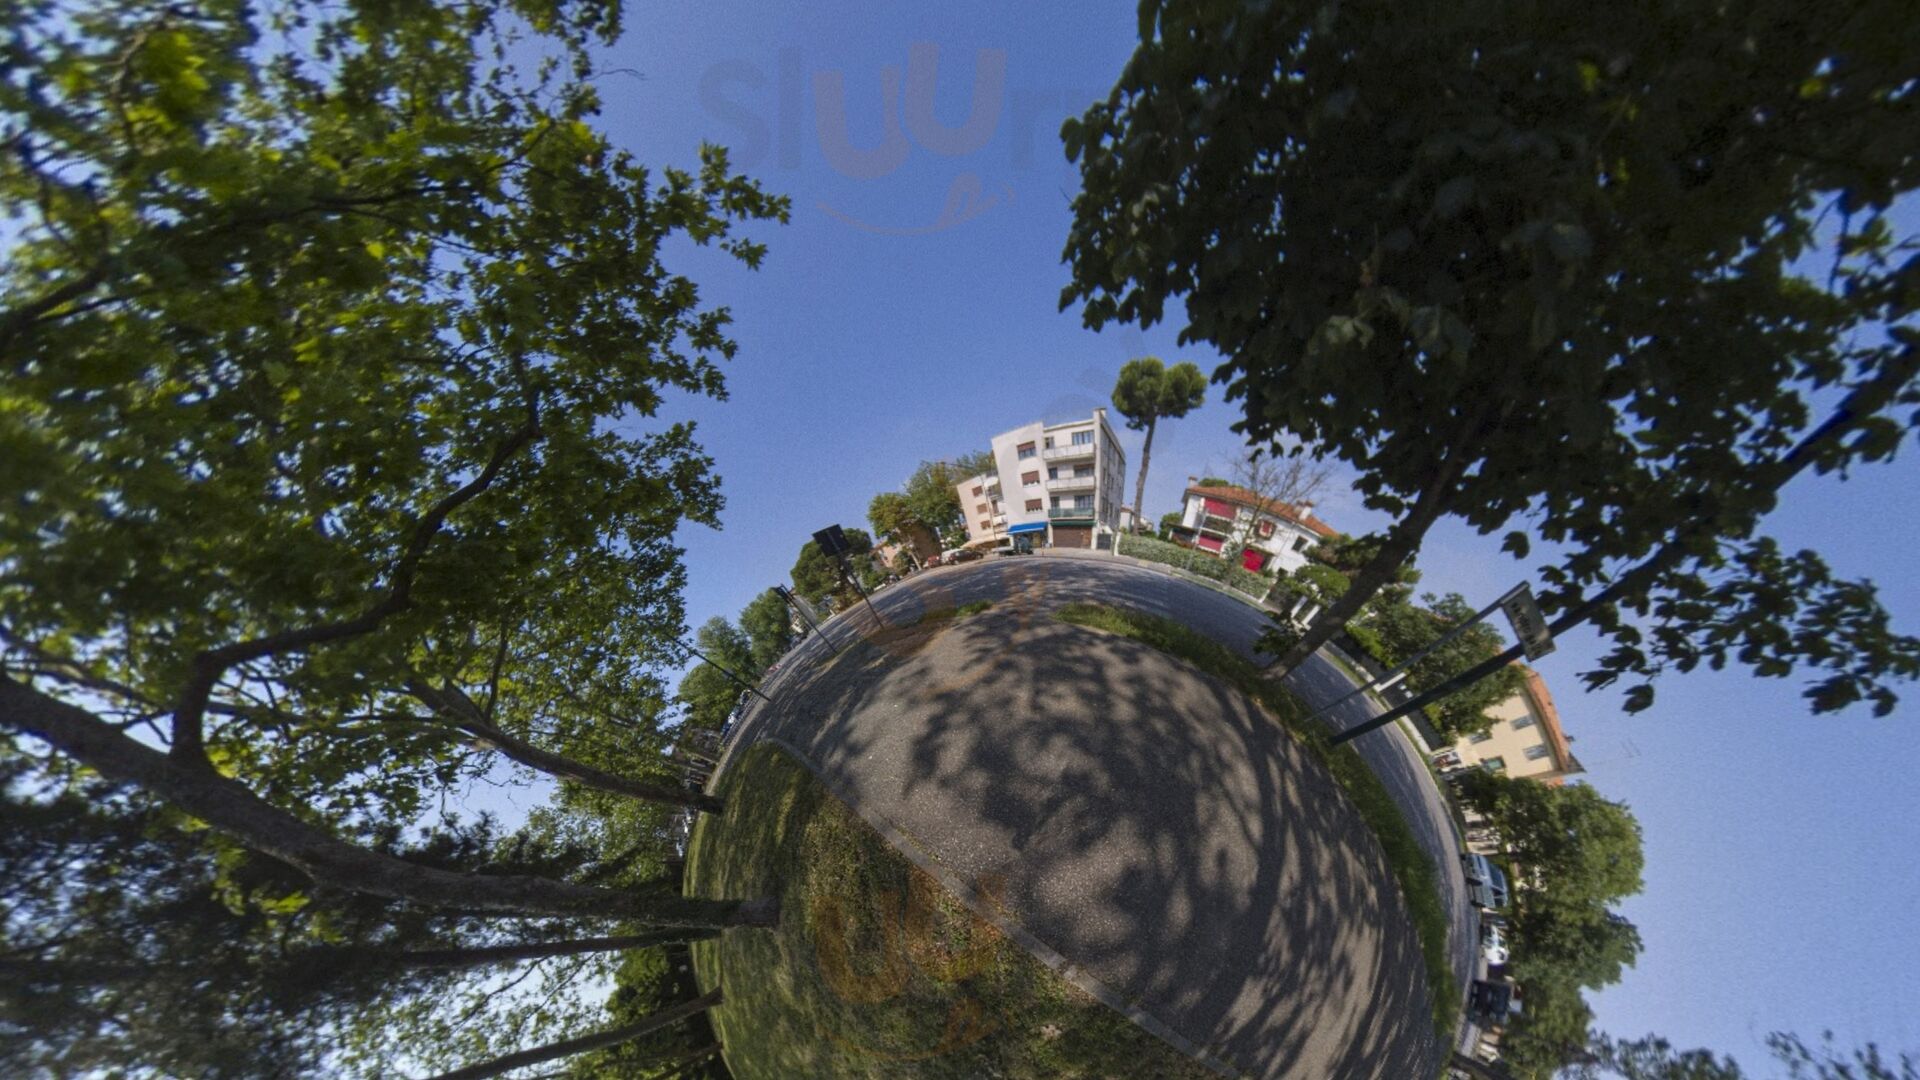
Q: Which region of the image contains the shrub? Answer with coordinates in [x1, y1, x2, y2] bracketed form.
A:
[1117, 535, 1272, 596]
[1344, 622, 1395, 667]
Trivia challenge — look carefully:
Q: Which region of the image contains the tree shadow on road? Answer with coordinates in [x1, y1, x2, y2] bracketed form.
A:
[741, 561, 1441, 1079]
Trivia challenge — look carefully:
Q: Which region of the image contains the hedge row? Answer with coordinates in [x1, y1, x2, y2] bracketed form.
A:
[1116, 534, 1274, 597]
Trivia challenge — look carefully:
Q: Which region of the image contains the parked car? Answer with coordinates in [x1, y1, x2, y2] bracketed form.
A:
[1462, 853, 1512, 911]
[1467, 979, 1522, 1025]
[940, 547, 983, 564]
[1479, 921, 1510, 966]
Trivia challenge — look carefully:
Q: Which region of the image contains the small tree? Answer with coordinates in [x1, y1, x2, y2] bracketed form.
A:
[1111, 357, 1208, 530]
[1219, 448, 1331, 564]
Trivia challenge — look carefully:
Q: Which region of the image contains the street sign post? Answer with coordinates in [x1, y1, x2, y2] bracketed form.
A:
[1499, 584, 1557, 660]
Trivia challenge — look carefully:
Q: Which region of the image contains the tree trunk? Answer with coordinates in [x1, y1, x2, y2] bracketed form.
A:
[426, 986, 724, 1080]
[0, 931, 718, 986]
[1266, 402, 1489, 676]
[1267, 499, 1443, 676]
[409, 681, 724, 814]
[1132, 415, 1157, 531]
[3, 677, 774, 929]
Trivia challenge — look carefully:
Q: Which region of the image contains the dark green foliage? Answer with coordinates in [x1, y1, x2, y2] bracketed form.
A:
[567, 946, 726, 1079]
[0, 767, 647, 1079]
[1457, 772, 1647, 1075]
[1116, 533, 1273, 596]
[1111, 357, 1208, 525]
[788, 529, 878, 605]
[1368, 593, 1528, 737]
[870, 458, 990, 556]
[737, 590, 795, 675]
[1574, 1031, 1916, 1080]
[1, 0, 784, 1070]
[1062, 0, 1920, 714]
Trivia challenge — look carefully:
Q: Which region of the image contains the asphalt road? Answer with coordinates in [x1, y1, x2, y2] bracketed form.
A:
[730, 554, 1473, 1078]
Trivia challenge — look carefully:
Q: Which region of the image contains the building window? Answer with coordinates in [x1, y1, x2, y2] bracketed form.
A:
[1025, 498, 1042, 512]
[976, 503, 988, 515]
[1292, 535, 1310, 552]
[1073, 464, 1094, 477]
[1047, 466, 1058, 479]
[1482, 757, 1507, 773]
[971, 485, 983, 496]
[1524, 744, 1552, 761]
[979, 519, 990, 531]
[1021, 471, 1040, 486]
[1468, 730, 1493, 744]
[1043, 436, 1054, 449]
[1073, 495, 1093, 509]
[1512, 715, 1536, 729]
[1071, 430, 1093, 445]
[1017, 442, 1036, 459]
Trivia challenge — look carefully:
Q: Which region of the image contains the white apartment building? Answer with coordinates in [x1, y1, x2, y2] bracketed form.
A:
[955, 409, 1127, 550]
[1176, 483, 1339, 574]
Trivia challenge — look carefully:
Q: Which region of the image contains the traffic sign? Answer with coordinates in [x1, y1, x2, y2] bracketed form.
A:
[1500, 584, 1556, 660]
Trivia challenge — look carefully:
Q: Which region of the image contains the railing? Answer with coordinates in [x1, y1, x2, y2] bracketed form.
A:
[1042, 443, 1095, 461]
[1046, 475, 1096, 492]
[1048, 506, 1095, 520]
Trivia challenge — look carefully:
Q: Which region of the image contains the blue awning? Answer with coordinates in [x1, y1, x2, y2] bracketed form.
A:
[1007, 522, 1047, 535]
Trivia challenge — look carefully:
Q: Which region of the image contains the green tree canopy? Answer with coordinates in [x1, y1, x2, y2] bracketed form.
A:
[1460, 774, 1644, 912]
[1369, 593, 1529, 737]
[869, 458, 989, 557]
[1573, 1032, 1916, 1080]
[789, 528, 875, 605]
[738, 588, 795, 674]
[1, 0, 783, 1070]
[1062, 0, 1920, 716]
[1110, 357, 1207, 525]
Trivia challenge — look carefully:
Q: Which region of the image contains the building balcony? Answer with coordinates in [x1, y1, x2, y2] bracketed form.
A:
[1046, 475, 1096, 492]
[1042, 443, 1095, 462]
[1048, 506, 1096, 521]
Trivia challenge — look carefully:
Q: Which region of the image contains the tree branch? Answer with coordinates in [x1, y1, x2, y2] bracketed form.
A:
[170, 419, 541, 764]
[5, 675, 765, 927]
[426, 987, 725, 1080]
[406, 679, 723, 814]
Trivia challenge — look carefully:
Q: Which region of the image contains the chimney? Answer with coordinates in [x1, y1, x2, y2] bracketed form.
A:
[1298, 500, 1315, 519]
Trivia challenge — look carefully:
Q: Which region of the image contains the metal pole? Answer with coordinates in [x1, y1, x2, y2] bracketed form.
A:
[677, 640, 772, 706]
[1307, 583, 1525, 726]
[838, 554, 886, 628]
[775, 584, 833, 651]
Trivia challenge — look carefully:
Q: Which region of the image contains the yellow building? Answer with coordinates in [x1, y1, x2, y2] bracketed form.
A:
[1448, 668, 1583, 784]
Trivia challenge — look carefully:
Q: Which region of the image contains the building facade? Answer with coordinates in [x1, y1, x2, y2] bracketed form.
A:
[1448, 669, 1584, 784]
[1176, 484, 1339, 574]
[955, 409, 1127, 550]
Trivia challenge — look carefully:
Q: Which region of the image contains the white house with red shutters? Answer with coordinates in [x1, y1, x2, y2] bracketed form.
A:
[1176, 484, 1339, 574]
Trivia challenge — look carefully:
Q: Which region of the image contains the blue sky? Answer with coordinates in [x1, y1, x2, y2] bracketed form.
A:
[590, 2, 1919, 1067]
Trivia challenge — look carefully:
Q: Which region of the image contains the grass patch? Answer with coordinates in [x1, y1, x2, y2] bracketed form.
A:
[684, 743, 1216, 1079]
[916, 599, 993, 625]
[1053, 602, 1459, 1038]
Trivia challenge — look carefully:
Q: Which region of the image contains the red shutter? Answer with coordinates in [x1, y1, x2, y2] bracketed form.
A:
[1203, 497, 1236, 518]
[1241, 548, 1268, 572]
[1195, 534, 1223, 552]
